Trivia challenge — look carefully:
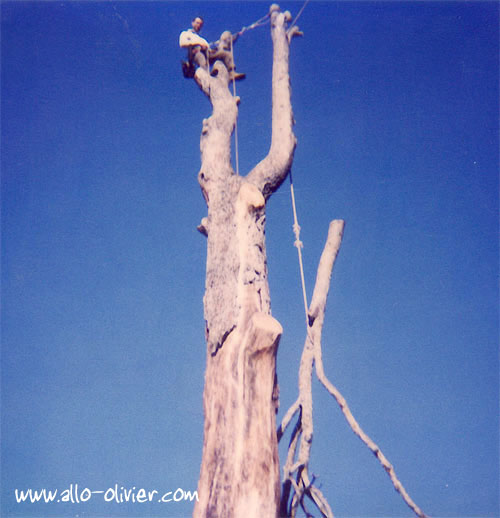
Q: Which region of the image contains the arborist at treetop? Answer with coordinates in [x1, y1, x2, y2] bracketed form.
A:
[179, 16, 245, 81]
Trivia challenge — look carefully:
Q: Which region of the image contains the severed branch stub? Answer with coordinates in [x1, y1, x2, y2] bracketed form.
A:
[278, 220, 428, 518]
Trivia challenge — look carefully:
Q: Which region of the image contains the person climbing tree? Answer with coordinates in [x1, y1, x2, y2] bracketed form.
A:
[179, 16, 210, 77]
[179, 17, 245, 81]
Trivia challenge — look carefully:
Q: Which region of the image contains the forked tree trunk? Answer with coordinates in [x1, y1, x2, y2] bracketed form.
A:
[193, 5, 297, 517]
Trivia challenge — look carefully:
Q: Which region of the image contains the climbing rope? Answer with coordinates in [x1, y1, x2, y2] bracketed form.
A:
[209, 13, 270, 48]
[235, 13, 270, 37]
[287, 0, 313, 323]
[288, 0, 311, 32]
[289, 172, 309, 323]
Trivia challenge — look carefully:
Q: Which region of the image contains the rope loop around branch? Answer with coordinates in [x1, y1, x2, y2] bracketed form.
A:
[208, 13, 270, 47]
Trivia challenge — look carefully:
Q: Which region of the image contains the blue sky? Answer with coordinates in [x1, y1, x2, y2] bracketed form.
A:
[1, 1, 498, 517]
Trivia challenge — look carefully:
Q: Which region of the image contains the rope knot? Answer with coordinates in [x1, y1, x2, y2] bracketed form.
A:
[293, 222, 301, 237]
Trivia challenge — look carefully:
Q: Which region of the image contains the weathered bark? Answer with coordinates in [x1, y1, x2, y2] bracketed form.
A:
[193, 5, 298, 517]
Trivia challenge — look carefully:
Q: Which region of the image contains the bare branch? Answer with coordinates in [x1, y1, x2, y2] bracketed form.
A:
[247, 5, 297, 199]
[281, 221, 344, 517]
[307, 220, 345, 327]
[282, 219, 427, 518]
[282, 408, 302, 482]
[307, 222, 427, 517]
[277, 398, 300, 442]
[287, 25, 303, 43]
[314, 359, 428, 518]
[302, 471, 333, 518]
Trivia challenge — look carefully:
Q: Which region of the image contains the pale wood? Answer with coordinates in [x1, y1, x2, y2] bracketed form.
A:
[191, 4, 426, 515]
[247, 6, 297, 199]
[279, 220, 427, 518]
[193, 6, 299, 517]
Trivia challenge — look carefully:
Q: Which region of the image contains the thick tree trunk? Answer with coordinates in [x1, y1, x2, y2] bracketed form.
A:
[193, 5, 297, 517]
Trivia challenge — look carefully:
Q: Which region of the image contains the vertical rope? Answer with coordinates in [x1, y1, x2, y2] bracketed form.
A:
[230, 37, 240, 175]
[288, 0, 311, 31]
[288, 0, 313, 324]
[290, 173, 309, 323]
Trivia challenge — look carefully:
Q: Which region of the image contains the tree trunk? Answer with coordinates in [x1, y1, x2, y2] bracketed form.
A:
[193, 5, 297, 517]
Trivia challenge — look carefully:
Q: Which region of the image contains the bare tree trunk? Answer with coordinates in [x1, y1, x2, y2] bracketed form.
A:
[193, 5, 298, 517]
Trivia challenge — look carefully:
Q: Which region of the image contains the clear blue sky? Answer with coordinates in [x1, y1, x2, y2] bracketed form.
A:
[2, 2, 498, 517]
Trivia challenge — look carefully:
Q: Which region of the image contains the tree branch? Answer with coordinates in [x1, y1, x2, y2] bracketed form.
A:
[246, 5, 297, 199]
[280, 221, 344, 518]
[194, 65, 239, 202]
[314, 360, 428, 518]
[277, 398, 300, 441]
[280, 220, 427, 518]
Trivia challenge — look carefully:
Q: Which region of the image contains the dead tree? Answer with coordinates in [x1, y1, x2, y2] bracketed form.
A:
[190, 4, 426, 517]
[192, 6, 297, 517]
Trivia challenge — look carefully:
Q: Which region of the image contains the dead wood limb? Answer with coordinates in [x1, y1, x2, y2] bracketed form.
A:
[280, 220, 343, 518]
[194, 7, 298, 517]
[280, 220, 427, 518]
[277, 398, 300, 441]
[246, 6, 297, 199]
